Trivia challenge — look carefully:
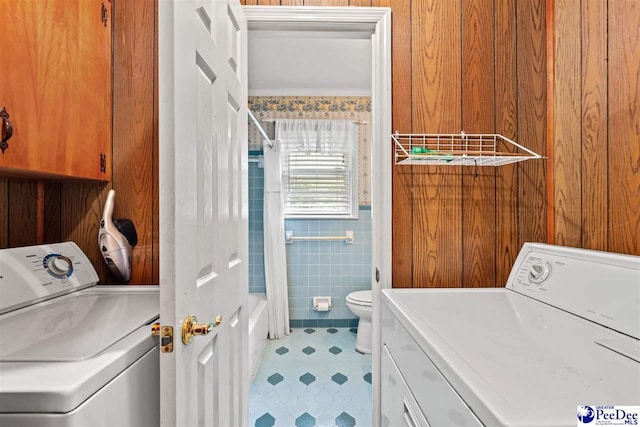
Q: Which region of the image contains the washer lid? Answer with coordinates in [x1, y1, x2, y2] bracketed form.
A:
[0, 291, 158, 362]
[0, 286, 159, 414]
[348, 290, 372, 305]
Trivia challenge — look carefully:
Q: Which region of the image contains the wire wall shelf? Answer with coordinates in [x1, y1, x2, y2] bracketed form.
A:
[392, 132, 543, 167]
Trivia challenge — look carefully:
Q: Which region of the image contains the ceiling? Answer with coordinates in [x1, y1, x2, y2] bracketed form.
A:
[248, 30, 372, 97]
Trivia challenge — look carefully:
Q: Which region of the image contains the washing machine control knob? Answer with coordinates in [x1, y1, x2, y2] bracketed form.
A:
[529, 262, 551, 284]
[43, 254, 73, 278]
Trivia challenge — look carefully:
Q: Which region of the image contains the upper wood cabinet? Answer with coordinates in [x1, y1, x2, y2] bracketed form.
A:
[0, 0, 112, 180]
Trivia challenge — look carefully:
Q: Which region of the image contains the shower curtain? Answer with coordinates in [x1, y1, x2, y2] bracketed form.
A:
[263, 140, 290, 339]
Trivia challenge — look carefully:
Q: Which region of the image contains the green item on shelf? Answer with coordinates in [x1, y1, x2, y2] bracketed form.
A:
[411, 146, 435, 154]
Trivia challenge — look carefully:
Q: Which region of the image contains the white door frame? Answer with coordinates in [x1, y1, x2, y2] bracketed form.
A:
[242, 7, 392, 427]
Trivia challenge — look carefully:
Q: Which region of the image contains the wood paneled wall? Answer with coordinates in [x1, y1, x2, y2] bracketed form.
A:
[0, 0, 159, 285]
[398, 0, 548, 288]
[553, 0, 639, 256]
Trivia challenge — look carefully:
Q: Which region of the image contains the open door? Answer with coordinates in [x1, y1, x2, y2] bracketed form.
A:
[158, 1, 248, 426]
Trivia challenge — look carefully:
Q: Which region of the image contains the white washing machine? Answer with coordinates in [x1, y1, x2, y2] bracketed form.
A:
[0, 242, 159, 427]
[381, 243, 640, 426]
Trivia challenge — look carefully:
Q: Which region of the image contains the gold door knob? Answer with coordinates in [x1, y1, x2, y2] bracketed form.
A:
[214, 315, 222, 326]
[182, 315, 216, 345]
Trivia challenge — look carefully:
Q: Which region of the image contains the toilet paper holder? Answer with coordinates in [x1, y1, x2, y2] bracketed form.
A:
[313, 296, 332, 311]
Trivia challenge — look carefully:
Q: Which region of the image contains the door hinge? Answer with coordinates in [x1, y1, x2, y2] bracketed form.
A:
[101, 3, 108, 27]
[99, 152, 106, 173]
[152, 324, 174, 353]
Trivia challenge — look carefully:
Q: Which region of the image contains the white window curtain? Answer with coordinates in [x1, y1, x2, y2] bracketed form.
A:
[263, 139, 290, 339]
[276, 119, 358, 218]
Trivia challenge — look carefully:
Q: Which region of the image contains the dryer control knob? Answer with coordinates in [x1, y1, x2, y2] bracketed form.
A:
[529, 262, 551, 284]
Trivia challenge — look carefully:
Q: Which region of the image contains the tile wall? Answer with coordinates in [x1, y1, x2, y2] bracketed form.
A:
[285, 210, 371, 324]
[249, 159, 266, 294]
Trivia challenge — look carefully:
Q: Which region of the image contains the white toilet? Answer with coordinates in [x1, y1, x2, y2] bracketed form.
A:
[345, 290, 373, 354]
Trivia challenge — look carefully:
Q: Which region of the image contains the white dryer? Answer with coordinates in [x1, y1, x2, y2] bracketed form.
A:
[0, 242, 159, 427]
[382, 243, 640, 426]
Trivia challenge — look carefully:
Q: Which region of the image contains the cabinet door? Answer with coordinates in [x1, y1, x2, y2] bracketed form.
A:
[0, 0, 112, 180]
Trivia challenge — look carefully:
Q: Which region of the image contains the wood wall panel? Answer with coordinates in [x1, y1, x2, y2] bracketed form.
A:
[552, 0, 639, 257]
[461, 0, 496, 288]
[111, 0, 157, 284]
[412, 169, 463, 287]
[349, 0, 372, 6]
[321, 0, 349, 5]
[517, 0, 547, 247]
[495, 0, 519, 286]
[152, 0, 160, 284]
[553, 0, 581, 248]
[580, 0, 607, 251]
[44, 183, 61, 243]
[546, 0, 555, 244]
[8, 181, 37, 247]
[390, 0, 413, 288]
[61, 183, 110, 281]
[411, 0, 463, 288]
[608, 0, 640, 255]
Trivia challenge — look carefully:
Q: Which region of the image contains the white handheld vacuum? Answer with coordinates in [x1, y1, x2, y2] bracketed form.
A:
[98, 190, 137, 282]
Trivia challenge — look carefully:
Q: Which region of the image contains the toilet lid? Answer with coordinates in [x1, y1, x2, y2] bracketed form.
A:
[348, 290, 372, 305]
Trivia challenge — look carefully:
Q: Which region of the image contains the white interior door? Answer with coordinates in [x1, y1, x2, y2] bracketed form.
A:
[159, 0, 248, 426]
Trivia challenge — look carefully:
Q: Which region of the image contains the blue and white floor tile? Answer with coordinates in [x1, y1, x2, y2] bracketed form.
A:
[250, 328, 372, 427]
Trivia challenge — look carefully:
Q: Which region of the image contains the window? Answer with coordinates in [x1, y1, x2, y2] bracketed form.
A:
[276, 119, 358, 218]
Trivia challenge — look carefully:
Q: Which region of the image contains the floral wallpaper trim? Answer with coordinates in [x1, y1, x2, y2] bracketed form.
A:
[248, 96, 371, 113]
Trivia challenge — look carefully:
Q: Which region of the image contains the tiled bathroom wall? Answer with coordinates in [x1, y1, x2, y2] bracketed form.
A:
[249, 159, 266, 295]
[285, 211, 372, 325]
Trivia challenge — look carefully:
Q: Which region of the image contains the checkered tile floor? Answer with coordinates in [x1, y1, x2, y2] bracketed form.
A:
[250, 327, 372, 427]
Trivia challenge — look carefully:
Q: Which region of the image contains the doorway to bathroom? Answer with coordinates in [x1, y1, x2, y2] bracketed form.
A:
[243, 7, 391, 427]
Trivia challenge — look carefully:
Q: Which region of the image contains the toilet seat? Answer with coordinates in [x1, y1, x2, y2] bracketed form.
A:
[346, 290, 372, 307]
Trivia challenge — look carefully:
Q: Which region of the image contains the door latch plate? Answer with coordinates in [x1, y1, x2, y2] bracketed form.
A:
[151, 323, 174, 353]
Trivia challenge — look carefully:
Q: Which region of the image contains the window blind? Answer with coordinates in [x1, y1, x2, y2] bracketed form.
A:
[276, 119, 357, 218]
